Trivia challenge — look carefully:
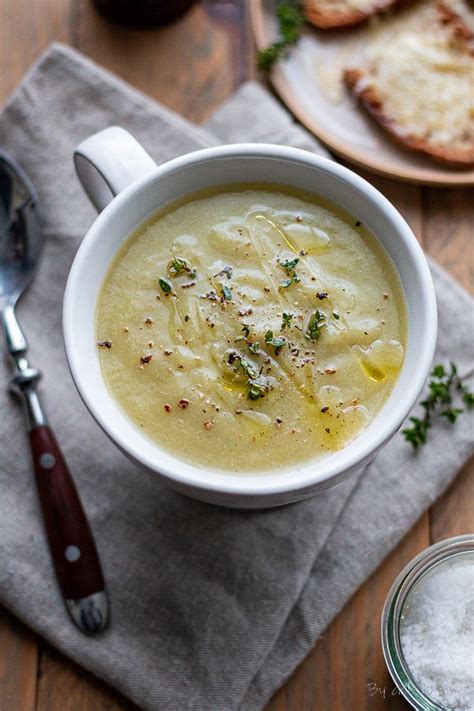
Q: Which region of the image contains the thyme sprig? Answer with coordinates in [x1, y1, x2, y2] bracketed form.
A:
[305, 309, 327, 341]
[228, 351, 270, 401]
[278, 256, 300, 289]
[403, 363, 473, 448]
[257, 2, 305, 71]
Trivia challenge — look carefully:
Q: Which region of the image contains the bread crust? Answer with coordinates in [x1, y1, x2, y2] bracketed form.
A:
[344, 68, 474, 167]
[437, 0, 474, 53]
[304, 0, 400, 28]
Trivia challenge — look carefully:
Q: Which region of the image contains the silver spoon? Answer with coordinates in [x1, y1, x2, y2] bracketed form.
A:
[0, 151, 109, 634]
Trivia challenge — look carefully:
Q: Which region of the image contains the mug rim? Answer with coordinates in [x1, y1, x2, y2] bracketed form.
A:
[63, 143, 437, 498]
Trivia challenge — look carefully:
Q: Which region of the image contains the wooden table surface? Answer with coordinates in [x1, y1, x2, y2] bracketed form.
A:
[0, 2, 472, 710]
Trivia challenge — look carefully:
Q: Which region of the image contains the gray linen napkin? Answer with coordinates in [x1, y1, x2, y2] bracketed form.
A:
[0, 44, 472, 711]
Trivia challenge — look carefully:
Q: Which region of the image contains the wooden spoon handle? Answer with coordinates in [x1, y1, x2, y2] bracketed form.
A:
[30, 425, 105, 602]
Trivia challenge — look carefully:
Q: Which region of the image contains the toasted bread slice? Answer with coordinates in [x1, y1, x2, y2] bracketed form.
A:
[344, 17, 474, 166]
[304, 0, 405, 28]
[437, 0, 474, 52]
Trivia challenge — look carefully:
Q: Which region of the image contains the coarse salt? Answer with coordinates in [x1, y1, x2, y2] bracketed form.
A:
[400, 553, 474, 711]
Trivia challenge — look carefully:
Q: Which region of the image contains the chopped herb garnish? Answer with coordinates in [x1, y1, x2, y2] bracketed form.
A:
[228, 351, 271, 401]
[214, 265, 233, 280]
[238, 355, 258, 380]
[265, 330, 286, 355]
[278, 256, 300, 289]
[333, 312, 340, 320]
[403, 362, 474, 448]
[248, 376, 268, 401]
[168, 257, 196, 278]
[305, 310, 327, 341]
[281, 312, 293, 330]
[279, 256, 299, 273]
[159, 278, 173, 295]
[220, 284, 233, 302]
[249, 342, 260, 354]
[257, 2, 305, 71]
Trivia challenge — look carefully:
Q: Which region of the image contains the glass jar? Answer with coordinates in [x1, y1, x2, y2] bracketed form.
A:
[381, 534, 474, 710]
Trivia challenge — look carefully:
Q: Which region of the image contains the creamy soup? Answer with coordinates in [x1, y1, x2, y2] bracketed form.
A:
[97, 185, 407, 472]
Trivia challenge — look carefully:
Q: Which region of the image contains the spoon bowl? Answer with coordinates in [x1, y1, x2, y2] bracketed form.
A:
[0, 152, 42, 308]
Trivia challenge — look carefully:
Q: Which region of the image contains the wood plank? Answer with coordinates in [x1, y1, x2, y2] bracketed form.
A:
[0, 3, 469, 711]
[74, 0, 243, 123]
[422, 188, 473, 290]
[36, 643, 138, 711]
[0, 608, 39, 711]
[0, 0, 72, 102]
[423, 187, 474, 544]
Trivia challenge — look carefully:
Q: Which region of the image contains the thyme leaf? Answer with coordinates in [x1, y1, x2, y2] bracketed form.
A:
[265, 330, 286, 355]
[159, 278, 173, 295]
[220, 284, 233, 302]
[168, 257, 196, 279]
[281, 311, 294, 330]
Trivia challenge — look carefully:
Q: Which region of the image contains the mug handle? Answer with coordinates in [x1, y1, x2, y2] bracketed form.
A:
[74, 126, 157, 212]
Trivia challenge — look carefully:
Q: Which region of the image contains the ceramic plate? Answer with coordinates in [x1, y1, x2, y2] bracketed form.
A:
[251, 0, 474, 186]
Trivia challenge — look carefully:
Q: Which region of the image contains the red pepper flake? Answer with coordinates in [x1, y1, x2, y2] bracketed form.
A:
[325, 367, 337, 374]
[203, 420, 213, 430]
[145, 318, 153, 326]
[97, 340, 112, 349]
[140, 354, 153, 364]
[238, 308, 253, 317]
[321, 406, 329, 413]
[164, 404, 172, 413]
[178, 399, 190, 409]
